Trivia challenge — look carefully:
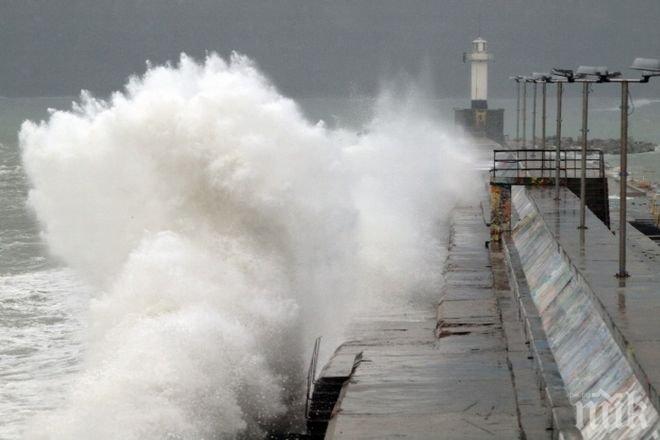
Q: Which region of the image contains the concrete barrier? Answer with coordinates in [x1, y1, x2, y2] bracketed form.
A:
[508, 187, 660, 439]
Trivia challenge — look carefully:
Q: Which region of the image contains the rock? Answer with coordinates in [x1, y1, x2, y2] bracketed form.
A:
[542, 136, 656, 154]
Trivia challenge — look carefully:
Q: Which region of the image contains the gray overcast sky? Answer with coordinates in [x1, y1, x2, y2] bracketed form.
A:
[1, 0, 660, 98]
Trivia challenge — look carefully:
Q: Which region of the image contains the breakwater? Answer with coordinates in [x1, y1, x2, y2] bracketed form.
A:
[506, 186, 660, 438]
[304, 142, 660, 439]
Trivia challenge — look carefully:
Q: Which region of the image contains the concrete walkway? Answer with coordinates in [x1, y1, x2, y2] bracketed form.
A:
[324, 203, 550, 439]
[523, 187, 660, 423]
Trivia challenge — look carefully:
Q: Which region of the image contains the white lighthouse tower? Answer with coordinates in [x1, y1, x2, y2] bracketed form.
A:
[464, 37, 493, 109]
[455, 37, 503, 142]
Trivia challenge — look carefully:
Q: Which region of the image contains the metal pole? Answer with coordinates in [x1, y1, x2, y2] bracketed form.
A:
[555, 82, 563, 199]
[522, 82, 527, 148]
[541, 82, 547, 149]
[532, 82, 537, 148]
[579, 82, 589, 229]
[541, 82, 547, 176]
[516, 82, 520, 144]
[618, 81, 629, 278]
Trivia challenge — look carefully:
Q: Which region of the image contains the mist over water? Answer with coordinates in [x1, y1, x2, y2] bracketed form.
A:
[18, 53, 478, 439]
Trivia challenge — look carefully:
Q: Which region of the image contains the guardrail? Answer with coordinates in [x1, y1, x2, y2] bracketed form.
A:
[490, 149, 605, 179]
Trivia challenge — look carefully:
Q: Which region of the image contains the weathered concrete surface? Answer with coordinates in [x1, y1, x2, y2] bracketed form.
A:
[502, 234, 583, 439]
[510, 186, 660, 438]
[324, 204, 551, 439]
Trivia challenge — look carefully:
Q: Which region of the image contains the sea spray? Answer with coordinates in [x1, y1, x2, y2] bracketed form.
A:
[19, 52, 478, 439]
[593, 98, 660, 112]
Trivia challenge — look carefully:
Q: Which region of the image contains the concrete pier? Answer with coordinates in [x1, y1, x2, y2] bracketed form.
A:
[322, 201, 551, 439]
[508, 186, 660, 438]
[312, 146, 660, 439]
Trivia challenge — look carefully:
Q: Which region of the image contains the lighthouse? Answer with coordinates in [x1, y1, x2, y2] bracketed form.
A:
[465, 37, 492, 109]
[454, 37, 504, 143]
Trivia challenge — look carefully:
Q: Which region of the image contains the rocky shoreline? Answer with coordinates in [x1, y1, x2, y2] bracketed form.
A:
[545, 136, 657, 154]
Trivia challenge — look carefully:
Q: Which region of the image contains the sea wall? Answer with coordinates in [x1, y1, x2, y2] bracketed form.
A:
[507, 187, 660, 439]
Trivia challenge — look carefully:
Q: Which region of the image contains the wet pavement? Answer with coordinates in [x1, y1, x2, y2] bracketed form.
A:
[323, 201, 551, 439]
[606, 175, 656, 231]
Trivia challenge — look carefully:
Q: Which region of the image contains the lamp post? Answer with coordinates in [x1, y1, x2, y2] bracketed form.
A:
[555, 81, 563, 199]
[551, 69, 574, 199]
[573, 66, 619, 229]
[516, 79, 521, 145]
[542, 82, 547, 149]
[522, 80, 527, 148]
[532, 73, 553, 175]
[510, 76, 523, 146]
[618, 80, 630, 277]
[532, 81, 537, 148]
[518, 61, 658, 278]
[579, 81, 590, 229]
[562, 59, 659, 277]
[612, 57, 660, 278]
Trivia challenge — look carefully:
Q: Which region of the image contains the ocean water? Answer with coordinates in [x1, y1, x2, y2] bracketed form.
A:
[0, 55, 480, 439]
[605, 148, 660, 185]
[0, 97, 93, 440]
[2, 66, 660, 438]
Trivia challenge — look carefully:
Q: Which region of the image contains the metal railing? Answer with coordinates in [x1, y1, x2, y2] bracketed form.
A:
[305, 336, 322, 419]
[490, 149, 605, 179]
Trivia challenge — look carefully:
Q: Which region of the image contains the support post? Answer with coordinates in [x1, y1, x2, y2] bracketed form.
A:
[617, 82, 629, 278]
[579, 82, 589, 229]
[555, 82, 563, 199]
[541, 82, 547, 149]
[522, 82, 527, 148]
[541, 82, 547, 177]
[532, 82, 537, 148]
[516, 81, 520, 144]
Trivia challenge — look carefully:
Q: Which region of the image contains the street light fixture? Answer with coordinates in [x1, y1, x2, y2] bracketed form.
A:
[575, 66, 621, 82]
[552, 68, 576, 82]
[631, 57, 660, 78]
[575, 65, 607, 76]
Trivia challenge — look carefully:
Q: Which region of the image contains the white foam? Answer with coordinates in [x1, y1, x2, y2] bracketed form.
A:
[19, 53, 478, 438]
[0, 268, 89, 440]
[594, 98, 660, 112]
